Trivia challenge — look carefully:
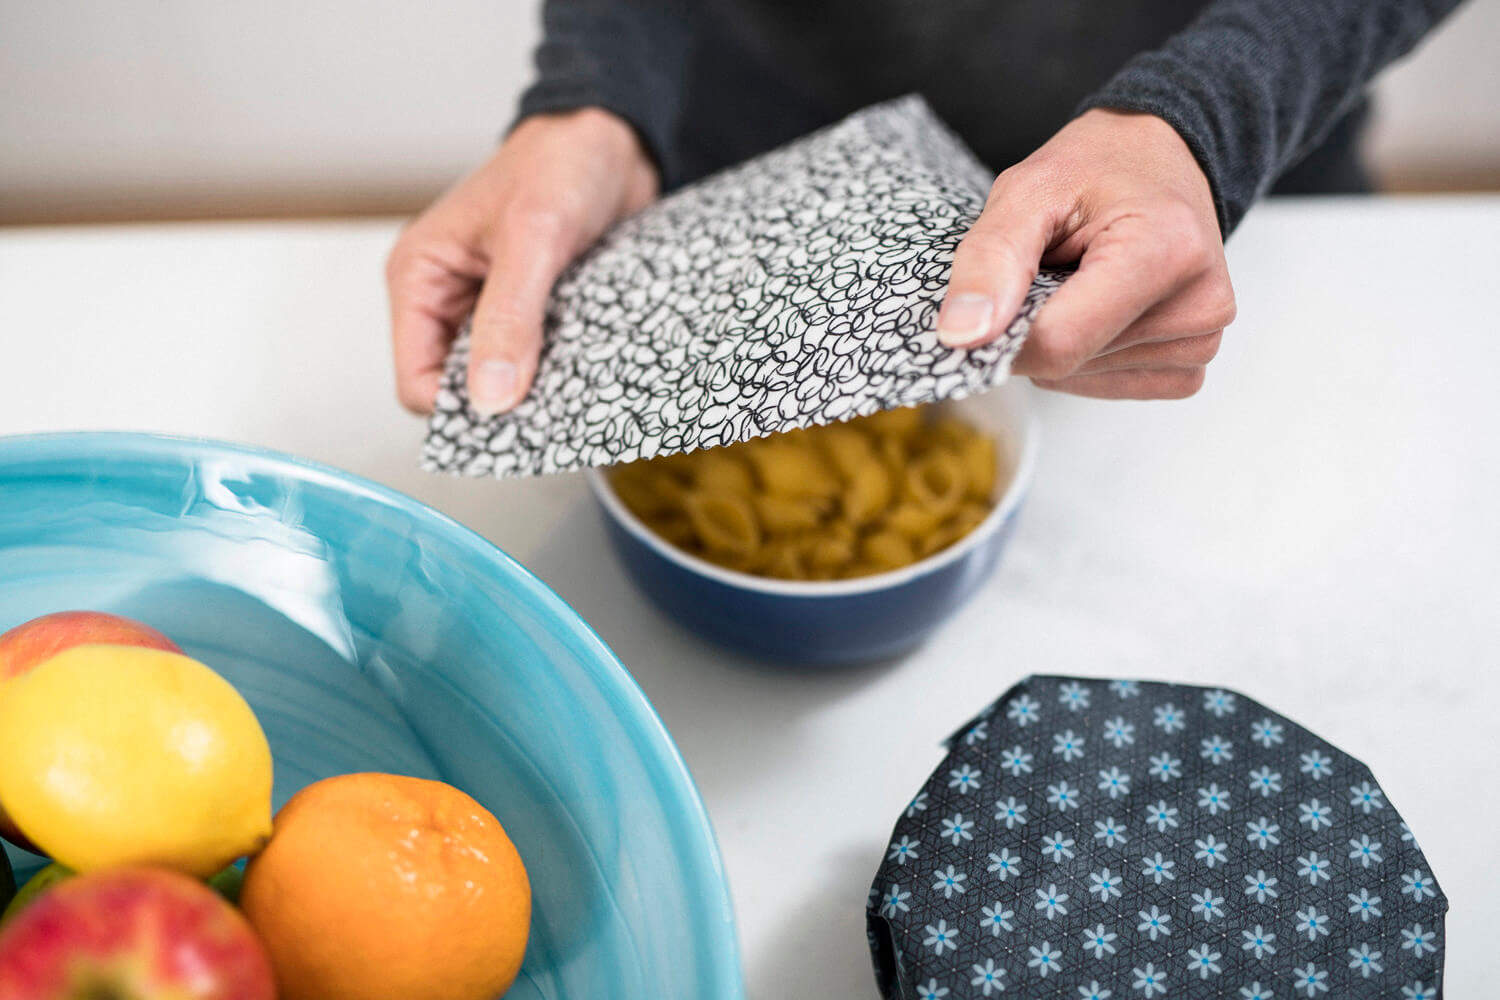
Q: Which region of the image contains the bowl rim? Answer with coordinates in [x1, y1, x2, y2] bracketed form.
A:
[586, 389, 1039, 597]
[0, 430, 744, 997]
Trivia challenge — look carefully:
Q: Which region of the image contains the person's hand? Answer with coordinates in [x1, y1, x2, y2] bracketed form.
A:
[935, 109, 1235, 399]
[386, 108, 658, 415]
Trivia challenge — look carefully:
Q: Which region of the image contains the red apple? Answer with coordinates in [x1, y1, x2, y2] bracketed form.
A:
[0, 611, 181, 853]
[0, 611, 179, 682]
[0, 867, 276, 1000]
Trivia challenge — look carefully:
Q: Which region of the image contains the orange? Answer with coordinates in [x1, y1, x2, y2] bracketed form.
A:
[239, 773, 530, 1000]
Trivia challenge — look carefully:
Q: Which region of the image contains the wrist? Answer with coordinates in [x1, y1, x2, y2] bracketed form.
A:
[518, 107, 652, 168]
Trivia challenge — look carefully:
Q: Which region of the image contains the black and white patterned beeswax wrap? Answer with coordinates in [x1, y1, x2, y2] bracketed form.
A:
[423, 95, 1068, 478]
[868, 676, 1446, 1000]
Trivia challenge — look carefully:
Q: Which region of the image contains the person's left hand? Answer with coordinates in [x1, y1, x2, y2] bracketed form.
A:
[935, 109, 1236, 399]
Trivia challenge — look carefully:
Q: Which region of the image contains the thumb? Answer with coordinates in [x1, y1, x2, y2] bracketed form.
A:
[466, 211, 576, 417]
[935, 179, 1057, 349]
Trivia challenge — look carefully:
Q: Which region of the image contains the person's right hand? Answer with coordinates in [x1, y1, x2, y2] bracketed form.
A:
[386, 107, 658, 416]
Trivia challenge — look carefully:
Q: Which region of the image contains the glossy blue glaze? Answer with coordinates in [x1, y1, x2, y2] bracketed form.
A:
[0, 433, 741, 1000]
[588, 387, 1038, 666]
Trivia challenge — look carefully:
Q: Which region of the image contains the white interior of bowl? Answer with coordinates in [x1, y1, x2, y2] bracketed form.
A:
[588, 381, 1038, 597]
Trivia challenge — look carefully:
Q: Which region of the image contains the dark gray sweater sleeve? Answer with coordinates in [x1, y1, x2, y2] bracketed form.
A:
[1079, 0, 1465, 234]
[516, 0, 697, 186]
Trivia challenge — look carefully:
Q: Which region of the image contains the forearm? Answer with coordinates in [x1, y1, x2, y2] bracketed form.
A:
[1079, 0, 1465, 233]
[517, 0, 698, 186]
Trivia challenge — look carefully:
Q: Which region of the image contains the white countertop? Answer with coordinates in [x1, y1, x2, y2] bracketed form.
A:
[1, 196, 1495, 997]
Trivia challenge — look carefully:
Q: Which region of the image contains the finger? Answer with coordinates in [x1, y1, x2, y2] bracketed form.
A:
[389, 299, 450, 415]
[1014, 202, 1210, 380]
[466, 208, 577, 416]
[1089, 268, 1236, 356]
[934, 173, 1059, 349]
[1074, 330, 1222, 375]
[387, 240, 488, 414]
[1031, 366, 1207, 400]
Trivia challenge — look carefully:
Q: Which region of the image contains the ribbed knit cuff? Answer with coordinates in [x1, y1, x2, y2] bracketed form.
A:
[1078, 59, 1244, 236]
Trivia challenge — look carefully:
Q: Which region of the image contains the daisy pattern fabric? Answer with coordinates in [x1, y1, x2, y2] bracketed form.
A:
[422, 96, 1067, 478]
[867, 675, 1447, 999]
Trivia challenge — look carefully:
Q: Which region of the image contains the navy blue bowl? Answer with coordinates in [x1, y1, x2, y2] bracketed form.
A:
[589, 385, 1038, 665]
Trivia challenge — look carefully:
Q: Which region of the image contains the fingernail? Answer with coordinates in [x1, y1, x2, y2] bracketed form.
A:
[470, 360, 517, 417]
[935, 293, 995, 348]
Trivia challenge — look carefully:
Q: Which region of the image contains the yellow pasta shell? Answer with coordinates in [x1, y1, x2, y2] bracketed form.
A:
[855, 405, 924, 439]
[814, 425, 878, 482]
[956, 434, 998, 502]
[952, 501, 991, 534]
[646, 513, 700, 549]
[641, 452, 697, 483]
[753, 494, 828, 535]
[746, 442, 842, 500]
[842, 462, 894, 526]
[612, 467, 689, 518]
[693, 449, 756, 496]
[929, 415, 978, 449]
[804, 534, 856, 572]
[877, 434, 909, 483]
[903, 450, 965, 517]
[862, 530, 915, 570]
[761, 538, 807, 579]
[883, 502, 944, 539]
[683, 492, 761, 556]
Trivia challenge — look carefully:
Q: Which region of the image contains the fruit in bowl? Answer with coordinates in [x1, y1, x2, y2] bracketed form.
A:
[1, 863, 72, 926]
[0, 611, 182, 853]
[0, 644, 273, 877]
[0, 867, 275, 1000]
[0, 609, 535, 1000]
[0, 848, 12, 915]
[0, 610, 181, 680]
[241, 772, 531, 1000]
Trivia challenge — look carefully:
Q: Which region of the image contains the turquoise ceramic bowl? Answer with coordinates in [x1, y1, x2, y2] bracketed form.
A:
[0, 434, 741, 1000]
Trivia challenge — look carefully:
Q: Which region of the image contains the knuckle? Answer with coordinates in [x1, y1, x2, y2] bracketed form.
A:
[1155, 196, 1200, 237]
[1162, 367, 1207, 399]
[499, 198, 579, 249]
[385, 208, 444, 276]
[986, 166, 1030, 204]
[384, 240, 412, 283]
[395, 384, 430, 415]
[1208, 285, 1238, 329]
[471, 297, 545, 354]
[957, 227, 1029, 273]
[986, 164, 1064, 219]
[1182, 330, 1223, 366]
[1153, 198, 1213, 272]
[471, 305, 527, 343]
[1025, 334, 1089, 381]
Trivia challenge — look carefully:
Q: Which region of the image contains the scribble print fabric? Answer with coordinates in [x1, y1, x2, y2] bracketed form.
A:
[867, 676, 1446, 999]
[423, 96, 1068, 479]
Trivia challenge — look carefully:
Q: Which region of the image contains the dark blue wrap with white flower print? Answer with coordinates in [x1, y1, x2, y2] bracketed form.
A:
[867, 675, 1447, 999]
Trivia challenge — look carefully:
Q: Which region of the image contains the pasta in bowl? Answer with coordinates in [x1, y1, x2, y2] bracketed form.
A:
[588, 383, 1036, 664]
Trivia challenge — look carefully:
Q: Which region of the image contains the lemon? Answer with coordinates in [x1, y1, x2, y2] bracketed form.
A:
[0, 645, 273, 877]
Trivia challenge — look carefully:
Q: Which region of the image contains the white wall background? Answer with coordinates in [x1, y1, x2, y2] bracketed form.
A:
[1, 0, 1496, 223]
